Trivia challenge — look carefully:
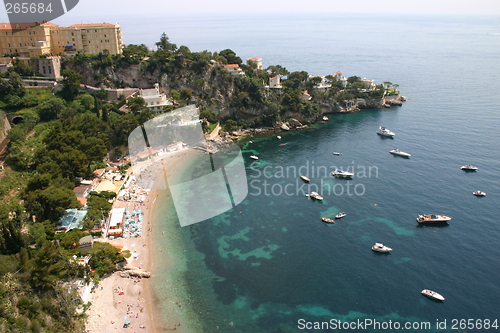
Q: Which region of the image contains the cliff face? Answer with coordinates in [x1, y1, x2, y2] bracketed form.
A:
[0, 111, 11, 143]
[64, 59, 403, 128]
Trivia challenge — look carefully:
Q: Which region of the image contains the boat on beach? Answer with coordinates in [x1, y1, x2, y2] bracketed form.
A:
[300, 175, 310, 182]
[461, 165, 478, 171]
[389, 149, 411, 157]
[416, 214, 452, 223]
[335, 212, 346, 219]
[332, 169, 354, 178]
[421, 289, 445, 301]
[372, 243, 392, 253]
[377, 126, 395, 137]
[473, 191, 486, 196]
[321, 217, 335, 223]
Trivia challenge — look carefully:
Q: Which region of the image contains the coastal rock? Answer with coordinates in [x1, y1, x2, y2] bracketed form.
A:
[119, 268, 151, 278]
[289, 118, 303, 128]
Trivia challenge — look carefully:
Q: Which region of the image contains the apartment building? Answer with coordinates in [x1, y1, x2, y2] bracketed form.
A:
[0, 22, 122, 57]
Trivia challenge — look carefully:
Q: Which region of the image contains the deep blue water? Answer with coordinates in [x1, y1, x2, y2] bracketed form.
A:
[76, 13, 500, 332]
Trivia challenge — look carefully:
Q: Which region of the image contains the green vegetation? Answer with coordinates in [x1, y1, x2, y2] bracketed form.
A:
[0, 32, 397, 332]
[0, 56, 149, 333]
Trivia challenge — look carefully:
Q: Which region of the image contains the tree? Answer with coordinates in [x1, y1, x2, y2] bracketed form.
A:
[12, 58, 35, 76]
[60, 69, 83, 101]
[89, 242, 129, 276]
[78, 94, 95, 110]
[30, 239, 70, 289]
[219, 49, 242, 65]
[122, 44, 149, 58]
[156, 32, 177, 52]
[37, 97, 65, 121]
[127, 97, 147, 113]
[267, 65, 289, 78]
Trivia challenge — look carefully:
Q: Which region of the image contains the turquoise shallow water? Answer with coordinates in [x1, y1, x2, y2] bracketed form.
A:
[133, 13, 500, 332]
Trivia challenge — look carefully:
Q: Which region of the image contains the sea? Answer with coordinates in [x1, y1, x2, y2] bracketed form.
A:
[63, 13, 500, 332]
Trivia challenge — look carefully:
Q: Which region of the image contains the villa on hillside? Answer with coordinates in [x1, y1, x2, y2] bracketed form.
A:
[267, 76, 282, 89]
[309, 75, 332, 91]
[223, 64, 245, 76]
[359, 77, 376, 90]
[138, 83, 173, 113]
[301, 90, 312, 101]
[247, 57, 263, 69]
[336, 71, 348, 87]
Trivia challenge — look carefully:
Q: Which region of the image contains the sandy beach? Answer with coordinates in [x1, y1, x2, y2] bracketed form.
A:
[85, 149, 198, 333]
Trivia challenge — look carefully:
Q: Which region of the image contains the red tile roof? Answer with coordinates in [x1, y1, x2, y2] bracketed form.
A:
[0, 22, 57, 29]
[223, 64, 240, 68]
[68, 23, 116, 28]
[73, 185, 91, 194]
[77, 197, 87, 206]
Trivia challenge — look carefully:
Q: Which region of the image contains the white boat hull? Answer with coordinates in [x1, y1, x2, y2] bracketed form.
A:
[421, 289, 445, 301]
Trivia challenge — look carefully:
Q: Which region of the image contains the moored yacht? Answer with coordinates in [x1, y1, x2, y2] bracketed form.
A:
[308, 192, 324, 201]
[421, 289, 445, 301]
[332, 169, 354, 178]
[473, 191, 486, 196]
[250, 155, 259, 160]
[372, 243, 392, 253]
[389, 149, 411, 157]
[416, 214, 452, 223]
[377, 126, 395, 137]
[300, 175, 310, 182]
[335, 212, 346, 219]
[321, 217, 335, 223]
[461, 165, 478, 171]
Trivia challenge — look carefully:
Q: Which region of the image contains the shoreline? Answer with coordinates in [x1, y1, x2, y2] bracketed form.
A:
[85, 148, 202, 333]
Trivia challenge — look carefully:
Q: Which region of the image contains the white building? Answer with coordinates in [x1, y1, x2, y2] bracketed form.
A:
[309, 75, 332, 91]
[247, 57, 263, 70]
[359, 77, 376, 90]
[301, 90, 312, 101]
[268, 76, 282, 89]
[336, 71, 348, 87]
[139, 83, 172, 113]
[223, 64, 245, 76]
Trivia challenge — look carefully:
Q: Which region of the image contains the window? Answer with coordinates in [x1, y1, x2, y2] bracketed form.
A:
[72, 38, 75, 41]
[71, 32, 74, 36]
[94, 30, 97, 32]
[104, 34, 107, 37]
[7, 43, 10, 47]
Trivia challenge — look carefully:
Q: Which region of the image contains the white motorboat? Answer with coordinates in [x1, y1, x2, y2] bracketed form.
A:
[335, 212, 346, 219]
[333, 152, 342, 155]
[416, 214, 452, 223]
[389, 149, 411, 157]
[377, 126, 395, 137]
[461, 165, 478, 171]
[332, 169, 354, 178]
[372, 243, 392, 253]
[309, 192, 324, 201]
[250, 155, 259, 160]
[421, 289, 445, 301]
[473, 191, 486, 196]
[300, 175, 310, 182]
[277, 136, 282, 140]
[322, 116, 329, 121]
